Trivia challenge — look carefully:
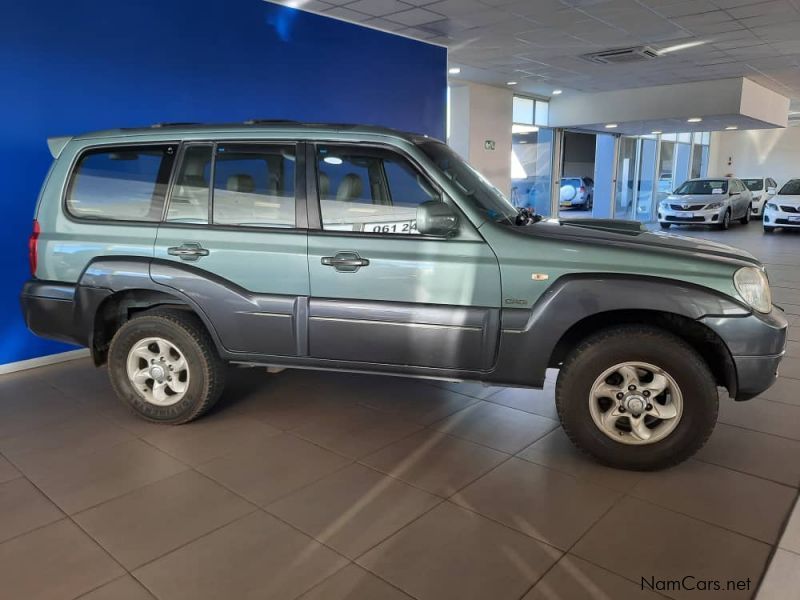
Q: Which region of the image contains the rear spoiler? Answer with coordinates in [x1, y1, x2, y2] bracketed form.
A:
[47, 136, 72, 158]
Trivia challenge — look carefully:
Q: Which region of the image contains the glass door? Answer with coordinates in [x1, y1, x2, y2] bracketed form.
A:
[614, 136, 638, 220]
[635, 137, 657, 222]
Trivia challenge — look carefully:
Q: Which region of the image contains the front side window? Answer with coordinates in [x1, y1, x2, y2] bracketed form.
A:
[673, 179, 728, 195]
[67, 145, 175, 221]
[317, 145, 439, 235]
[213, 144, 295, 228]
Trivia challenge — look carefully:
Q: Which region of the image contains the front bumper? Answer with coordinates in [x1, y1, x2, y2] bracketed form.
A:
[701, 307, 788, 401]
[658, 206, 725, 225]
[764, 209, 800, 228]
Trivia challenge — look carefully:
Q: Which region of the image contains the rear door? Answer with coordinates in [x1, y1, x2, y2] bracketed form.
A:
[305, 143, 501, 372]
[153, 141, 309, 357]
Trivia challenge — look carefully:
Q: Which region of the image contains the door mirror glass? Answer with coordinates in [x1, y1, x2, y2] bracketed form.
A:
[416, 201, 459, 236]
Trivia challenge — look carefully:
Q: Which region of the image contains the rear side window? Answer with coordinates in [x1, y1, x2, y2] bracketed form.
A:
[66, 145, 175, 221]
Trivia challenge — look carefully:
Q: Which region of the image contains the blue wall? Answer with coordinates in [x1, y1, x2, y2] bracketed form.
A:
[0, 0, 446, 365]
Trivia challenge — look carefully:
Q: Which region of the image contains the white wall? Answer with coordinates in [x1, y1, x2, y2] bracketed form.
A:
[709, 127, 800, 186]
[448, 81, 512, 193]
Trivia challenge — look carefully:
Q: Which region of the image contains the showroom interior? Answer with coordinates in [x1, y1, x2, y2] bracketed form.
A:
[3, 0, 800, 598]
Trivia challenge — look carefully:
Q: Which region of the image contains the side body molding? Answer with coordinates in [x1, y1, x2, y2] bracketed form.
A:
[490, 274, 749, 387]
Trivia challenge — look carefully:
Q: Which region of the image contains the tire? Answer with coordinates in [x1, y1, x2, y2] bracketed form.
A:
[659, 222, 671, 229]
[740, 206, 751, 225]
[586, 195, 593, 210]
[555, 325, 718, 471]
[718, 210, 731, 230]
[764, 226, 775, 233]
[108, 308, 226, 424]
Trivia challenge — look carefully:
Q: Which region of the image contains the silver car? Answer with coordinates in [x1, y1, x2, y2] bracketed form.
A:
[658, 177, 753, 231]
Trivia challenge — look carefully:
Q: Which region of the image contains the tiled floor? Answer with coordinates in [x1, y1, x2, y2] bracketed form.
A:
[1, 224, 798, 600]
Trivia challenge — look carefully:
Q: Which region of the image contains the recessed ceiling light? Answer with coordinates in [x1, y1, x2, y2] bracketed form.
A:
[651, 130, 663, 135]
[687, 117, 703, 123]
[552, 89, 563, 95]
[448, 67, 461, 75]
[605, 123, 618, 129]
[725, 126, 738, 130]
[507, 81, 518, 85]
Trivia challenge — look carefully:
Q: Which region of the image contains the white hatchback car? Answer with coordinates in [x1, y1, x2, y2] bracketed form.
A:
[742, 177, 778, 217]
[764, 179, 800, 232]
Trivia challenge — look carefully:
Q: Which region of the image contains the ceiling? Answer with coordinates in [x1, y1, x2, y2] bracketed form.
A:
[275, 0, 800, 110]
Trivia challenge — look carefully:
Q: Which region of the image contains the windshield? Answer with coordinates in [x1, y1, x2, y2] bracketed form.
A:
[673, 179, 728, 195]
[778, 179, 800, 195]
[741, 178, 763, 191]
[417, 140, 519, 224]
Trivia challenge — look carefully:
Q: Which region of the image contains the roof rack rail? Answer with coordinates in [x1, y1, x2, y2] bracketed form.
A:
[150, 122, 200, 128]
[243, 119, 299, 125]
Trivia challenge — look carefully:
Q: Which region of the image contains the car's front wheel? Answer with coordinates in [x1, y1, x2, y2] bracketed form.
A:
[740, 205, 751, 225]
[764, 226, 775, 233]
[718, 209, 731, 230]
[659, 222, 671, 229]
[555, 326, 718, 470]
[108, 308, 226, 424]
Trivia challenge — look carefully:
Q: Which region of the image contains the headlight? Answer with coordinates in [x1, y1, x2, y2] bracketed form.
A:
[706, 202, 723, 209]
[659, 201, 669, 209]
[734, 267, 772, 313]
[766, 203, 778, 211]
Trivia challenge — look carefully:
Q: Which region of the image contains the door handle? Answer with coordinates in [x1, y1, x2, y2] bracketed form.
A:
[167, 243, 209, 261]
[321, 252, 369, 272]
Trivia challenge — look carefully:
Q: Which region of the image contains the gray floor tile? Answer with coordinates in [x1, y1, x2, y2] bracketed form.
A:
[134, 511, 347, 600]
[696, 422, 800, 487]
[75, 470, 255, 569]
[358, 502, 561, 600]
[718, 396, 800, 441]
[522, 554, 663, 599]
[0, 519, 124, 600]
[24, 439, 188, 514]
[779, 356, 800, 380]
[291, 403, 423, 459]
[573, 497, 770, 600]
[268, 463, 439, 559]
[299, 564, 412, 599]
[517, 428, 645, 492]
[486, 386, 558, 420]
[141, 411, 281, 466]
[0, 454, 20, 483]
[760, 377, 800, 406]
[630, 460, 796, 543]
[361, 430, 507, 497]
[777, 498, 800, 554]
[354, 380, 480, 425]
[78, 575, 156, 600]
[0, 383, 87, 439]
[197, 432, 351, 506]
[427, 380, 504, 400]
[453, 457, 621, 550]
[432, 401, 558, 454]
[757, 549, 800, 600]
[0, 477, 63, 543]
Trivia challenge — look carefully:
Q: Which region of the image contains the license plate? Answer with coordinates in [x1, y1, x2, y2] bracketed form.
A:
[365, 220, 418, 234]
[561, 202, 572, 207]
[789, 216, 800, 223]
[675, 211, 693, 218]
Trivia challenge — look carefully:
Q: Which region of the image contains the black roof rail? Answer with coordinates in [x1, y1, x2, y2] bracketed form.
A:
[243, 119, 300, 125]
[150, 122, 201, 128]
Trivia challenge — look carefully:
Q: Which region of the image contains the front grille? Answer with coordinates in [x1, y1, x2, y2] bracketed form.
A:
[776, 218, 800, 225]
[665, 215, 705, 222]
[670, 204, 706, 211]
[780, 205, 799, 213]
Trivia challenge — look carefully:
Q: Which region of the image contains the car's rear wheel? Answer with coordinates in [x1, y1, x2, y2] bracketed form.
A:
[555, 326, 718, 470]
[740, 205, 751, 225]
[718, 209, 731, 230]
[108, 308, 226, 424]
[659, 222, 671, 229]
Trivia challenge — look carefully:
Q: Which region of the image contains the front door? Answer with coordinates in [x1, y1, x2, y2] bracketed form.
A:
[306, 143, 502, 372]
[153, 141, 309, 357]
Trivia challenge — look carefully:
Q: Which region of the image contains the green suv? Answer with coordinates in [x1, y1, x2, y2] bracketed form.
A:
[21, 122, 787, 470]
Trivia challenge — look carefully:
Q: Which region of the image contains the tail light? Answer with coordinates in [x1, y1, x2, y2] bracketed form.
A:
[28, 219, 40, 276]
[579, 185, 586, 193]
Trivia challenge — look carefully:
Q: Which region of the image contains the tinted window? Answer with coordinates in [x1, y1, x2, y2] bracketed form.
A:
[167, 145, 212, 223]
[673, 179, 728, 195]
[67, 145, 174, 221]
[213, 144, 295, 228]
[778, 180, 800, 195]
[742, 178, 763, 191]
[317, 145, 439, 235]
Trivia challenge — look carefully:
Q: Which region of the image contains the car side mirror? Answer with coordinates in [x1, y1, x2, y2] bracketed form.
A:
[416, 201, 459, 237]
[768, 187, 777, 194]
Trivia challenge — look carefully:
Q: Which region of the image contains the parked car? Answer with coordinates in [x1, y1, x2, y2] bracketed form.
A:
[559, 176, 594, 210]
[21, 122, 787, 471]
[764, 178, 800, 233]
[658, 177, 753, 230]
[741, 177, 778, 217]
